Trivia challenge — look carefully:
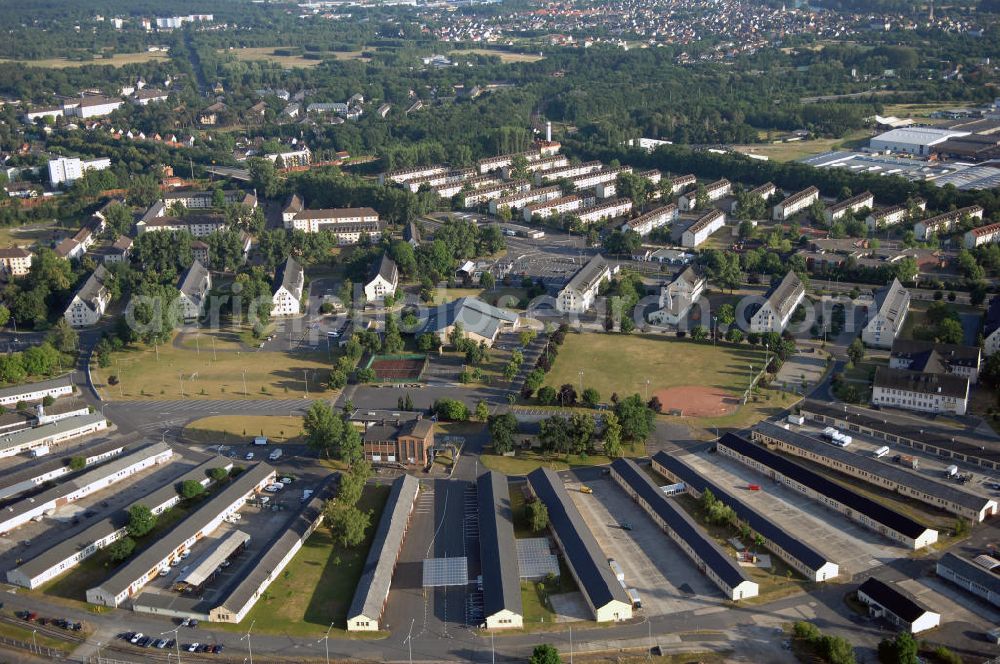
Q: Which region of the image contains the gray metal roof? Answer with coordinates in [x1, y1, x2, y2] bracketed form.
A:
[177, 529, 251, 588]
[0, 439, 127, 499]
[873, 366, 968, 400]
[0, 375, 73, 402]
[754, 421, 993, 514]
[0, 441, 170, 528]
[212, 478, 334, 617]
[938, 552, 1000, 596]
[274, 256, 304, 299]
[764, 271, 804, 320]
[563, 254, 610, 294]
[651, 450, 833, 575]
[527, 467, 630, 612]
[0, 411, 107, 456]
[477, 471, 522, 620]
[870, 278, 909, 329]
[418, 297, 518, 341]
[91, 463, 275, 600]
[612, 458, 752, 590]
[71, 265, 111, 310]
[177, 260, 210, 303]
[347, 474, 420, 623]
[12, 455, 230, 583]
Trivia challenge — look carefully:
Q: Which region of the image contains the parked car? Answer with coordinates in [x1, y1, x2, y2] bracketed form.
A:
[130, 633, 144, 644]
[187, 643, 200, 652]
[245, 452, 255, 460]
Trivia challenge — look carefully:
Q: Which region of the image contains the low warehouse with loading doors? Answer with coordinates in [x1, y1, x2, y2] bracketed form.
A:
[610, 458, 759, 601]
[857, 577, 941, 634]
[527, 467, 633, 622]
[716, 433, 938, 550]
[347, 474, 420, 631]
[477, 471, 523, 629]
[936, 552, 1000, 610]
[651, 451, 839, 583]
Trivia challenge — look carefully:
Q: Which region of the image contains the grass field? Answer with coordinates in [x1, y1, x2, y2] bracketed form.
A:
[93, 331, 334, 400]
[184, 415, 305, 445]
[214, 485, 390, 636]
[0, 51, 169, 69]
[450, 48, 544, 63]
[0, 222, 63, 249]
[732, 129, 869, 162]
[222, 47, 368, 68]
[544, 333, 765, 402]
[0, 617, 78, 651]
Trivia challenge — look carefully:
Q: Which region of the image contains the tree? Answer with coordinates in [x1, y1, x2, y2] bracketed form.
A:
[0, 304, 8, 329]
[847, 338, 865, 366]
[877, 631, 918, 664]
[581, 387, 601, 408]
[488, 413, 519, 454]
[47, 318, 79, 354]
[524, 368, 546, 396]
[528, 500, 549, 533]
[602, 411, 623, 458]
[567, 413, 596, 455]
[180, 479, 206, 499]
[539, 415, 571, 454]
[328, 505, 371, 548]
[126, 504, 157, 538]
[433, 398, 470, 421]
[537, 385, 556, 405]
[475, 400, 490, 421]
[557, 383, 577, 407]
[614, 394, 655, 443]
[820, 635, 856, 664]
[248, 158, 280, 198]
[717, 303, 736, 327]
[304, 400, 342, 458]
[936, 318, 964, 345]
[209, 467, 229, 482]
[529, 644, 561, 664]
[336, 462, 371, 507]
[68, 456, 86, 471]
[108, 536, 136, 562]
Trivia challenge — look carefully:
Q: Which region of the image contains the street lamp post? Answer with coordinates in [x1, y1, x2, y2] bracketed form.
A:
[242, 368, 248, 397]
[31, 629, 37, 654]
[240, 618, 255, 664]
[303, 369, 309, 397]
[161, 625, 182, 664]
[179, 371, 184, 397]
[317, 620, 334, 664]
[404, 617, 415, 664]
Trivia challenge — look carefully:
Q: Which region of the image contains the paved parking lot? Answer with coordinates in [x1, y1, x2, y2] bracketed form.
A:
[678, 450, 906, 575]
[566, 475, 725, 617]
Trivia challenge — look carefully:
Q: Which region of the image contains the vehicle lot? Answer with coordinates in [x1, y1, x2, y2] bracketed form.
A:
[678, 449, 906, 575]
[567, 475, 725, 617]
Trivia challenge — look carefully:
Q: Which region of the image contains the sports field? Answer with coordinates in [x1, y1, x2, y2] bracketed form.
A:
[0, 51, 169, 69]
[544, 334, 766, 416]
[450, 48, 545, 63]
[222, 47, 368, 68]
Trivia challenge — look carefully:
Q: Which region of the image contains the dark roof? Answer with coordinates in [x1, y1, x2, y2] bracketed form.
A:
[177, 260, 210, 300]
[611, 458, 752, 590]
[364, 419, 433, 443]
[404, 222, 421, 245]
[563, 254, 610, 294]
[371, 254, 398, 285]
[527, 468, 631, 611]
[418, 297, 518, 340]
[986, 296, 1000, 339]
[799, 399, 1000, 466]
[781, 186, 819, 206]
[764, 271, 804, 318]
[938, 552, 1000, 595]
[890, 339, 980, 371]
[828, 191, 874, 213]
[274, 256, 303, 298]
[753, 421, 992, 513]
[717, 433, 930, 540]
[857, 577, 933, 624]
[477, 472, 522, 619]
[874, 366, 969, 400]
[651, 450, 832, 573]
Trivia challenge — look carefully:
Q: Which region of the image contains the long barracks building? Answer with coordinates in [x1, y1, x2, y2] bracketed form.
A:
[651, 451, 839, 583]
[611, 459, 759, 601]
[716, 433, 938, 549]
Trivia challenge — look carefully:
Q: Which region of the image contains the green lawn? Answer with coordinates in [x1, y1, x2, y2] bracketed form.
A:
[214, 485, 390, 636]
[0, 617, 79, 651]
[93, 330, 335, 400]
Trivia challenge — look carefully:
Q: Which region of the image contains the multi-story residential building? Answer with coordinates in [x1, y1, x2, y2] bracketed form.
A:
[576, 198, 633, 225]
[872, 366, 969, 415]
[271, 257, 304, 317]
[141, 214, 227, 238]
[433, 174, 501, 199]
[889, 339, 981, 384]
[569, 167, 633, 192]
[862, 278, 909, 349]
[378, 165, 448, 186]
[730, 182, 776, 214]
[865, 204, 908, 231]
[681, 209, 725, 248]
[537, 161, 603, 184]
[64, 265, 112, 327]
[162, 189, 254, 210]
[502, 154, 568, 179]
[749, 271, 805, 333]
[984, 296, 1000, 356]
[965, 222, 1000, 249]
[678, 179, 731, 211]
[665, 174, 696, 196]
[477, 148, 551, 175]
[176, 260, 211, 321]
[48, 157, 111, 186]
[490, 186, 561, 214]
[913, 205, 984, 240]
[265, 147, 311, 168]
[67, 96, 124, 119]
[463, 180, 531, 208]
[824, 191, 874, 223]
[772, 186, 819, 221]
[0, 247, 32, 277]
[556, 255, 614, 314]
[281, 196, 380, 242]
[364, 255, 398, 302]
[621, 204, 678, 236]
[648, 267, 706, 326]
[403, 169, 476, 193]
[523, 194, 582, 222]
[102, 236, 133, 264]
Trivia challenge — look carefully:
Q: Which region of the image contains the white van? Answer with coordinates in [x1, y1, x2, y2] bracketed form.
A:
[268, 448, 282, 461]
[253, 436, 268, 446]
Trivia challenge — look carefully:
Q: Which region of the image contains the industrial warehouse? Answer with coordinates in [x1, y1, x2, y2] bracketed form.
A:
[650, 451, 839, 583]
[346, 474, 420, 631]
[477, 471, 523, 629]
[716, 433, 939, 549]
[751, 421, 997, 523]
[527, 467, 634, 622]
[610, 458, 759, 601]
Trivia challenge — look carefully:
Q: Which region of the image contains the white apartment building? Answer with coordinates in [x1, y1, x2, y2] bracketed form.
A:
[749, 271, 805, 334]
[433, 175, 501, 198]
[176, 260, 211, 321]
[537, 161, 603, 184]
[914, 205, 984, 240]
[621, 204, 677, 236]
[281, 196, 380, 242]
[772, 186, 819, 221]
[64, 265, 112, 327]
[862, 278, 909, 349]
[666, 174, 696, 195]
[490, 186, 561, 215]
[379, 165, 448, 186]
[523, 194, 581, 222]
[265, 147, 311, 168]
[577, 198, 633, 225]
[0, 247, 32, 276]
[556, 255, 614, 314]
[68, 96, 124, 119]
[824, 191, 874, 223]
[865, 204, 908, 231]
[404, 169, 476, 193]
[48, 157, 111, 186]
[272, 257, 304, 317]
[678, 179, 730, 211]
[569, 166, 633, 191]
[872, 367, 969, 416]
[681, 209, 725, 248]
[364, 255, 398, 301]
[730, 182, 776, 214]
[463, 180, 531, 207]
[142, 215, 227, 238]
[503, 154, 568, 179]
[965, 222, 1000, 249]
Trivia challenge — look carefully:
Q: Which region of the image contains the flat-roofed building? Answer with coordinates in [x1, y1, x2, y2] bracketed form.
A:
[0, 376, 74, 407]
[347, 474, 419, 631]
[717, 433, 938, 549]
[175, 529, 250, 591]
[612, 458, 759, 600]
[857, 577, 940, 633]
[527, 468, 633, 622]
[752, 421, 996, 523]
[85, 463, 275, 608]
[772, 186, 819, 221]
[862, 278, 910, 349]
[0, 439, 125, 502]
[0, 411, 107, 459]
[651, 450, 838, 583]
[478, 472, 523, 629]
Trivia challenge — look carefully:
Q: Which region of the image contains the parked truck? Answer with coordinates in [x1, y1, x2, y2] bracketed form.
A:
[945, 464, 959, 478]
[873, 446, 890, 459]
[893, 454, 919, 470]
[608, 559, 625, 583]
[268, 448, 283, 461]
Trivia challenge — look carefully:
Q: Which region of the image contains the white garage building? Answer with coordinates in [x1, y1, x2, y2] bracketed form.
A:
[870, 127, 970, 156]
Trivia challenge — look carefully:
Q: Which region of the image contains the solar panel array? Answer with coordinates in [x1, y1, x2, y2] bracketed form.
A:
[516, 537, 560, 580]
[422, 557, 468, 587]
